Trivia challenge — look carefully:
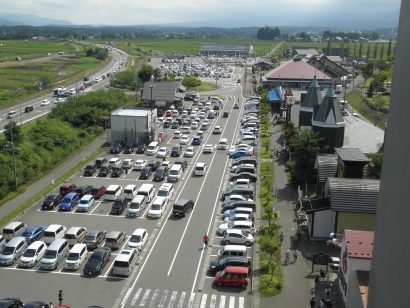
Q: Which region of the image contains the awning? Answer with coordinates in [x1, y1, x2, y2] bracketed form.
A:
[298, 197, 331, 214]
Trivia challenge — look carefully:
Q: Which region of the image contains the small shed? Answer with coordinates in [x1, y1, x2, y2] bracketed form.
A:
[334, 148, 371, 178]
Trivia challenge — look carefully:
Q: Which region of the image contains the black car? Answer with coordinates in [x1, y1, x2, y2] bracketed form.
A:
[123, 144, 135, 154]
[221, 187, 254, 201]
[157, 110, 164, 117]
[110, 143, 124, 154]
[136, 143, 147, 154]
[209, 256, 251, 275]
[173, 160, 188, 171]
[221, 201, 256, 212]
[139, 166, 152, 179]
[147, 160, 161, 171]
[111, 166, 124, 178]
[95, 157, 108, 168]
[153, 167, 168, 181]
[229, 172, 257, 183]
[163, 121, 170, 128]
[172, 199, 194, 217]
[83, 230, 106, 250]
[223, 111, 229, 118]
[171, 121, 179, 129]
[76, 185, 92, 198]
[171, 144, 182, 157]
[110, 194, 127, 214]
[232, 157, 257, 167]
[84, 163, 97, 176]
[98, 163, 112, 177]
[24, 105, 34, 113]
[83, 247, 111, 276]
[41, 193, 62, 210]
[23, 301, 48, 308]
[0, 298, 23, 307]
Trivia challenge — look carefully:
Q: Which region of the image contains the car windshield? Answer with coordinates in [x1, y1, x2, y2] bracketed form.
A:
[22, 230, 33, 237]
[228, 222, 234, 228]
[90, 254, 102, 261]
[130, 235, 141, 243]
[67, 253, 79, 261]
[2, 246, 15, 255]
[23, 249, 37, 257]
[85, 235, 96, 241]
[130, 203, 140, 209]
[157, 191, 167, 197]
[79, 200, 89, 204]
[62, 197, 71, 203]
[151, 204, 161, 210]
[46, 195, 55, 201]
[44, 250, 57, 258]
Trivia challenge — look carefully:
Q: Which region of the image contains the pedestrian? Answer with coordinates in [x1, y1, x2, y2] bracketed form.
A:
[310, 296, 316, 308]
[325, 285, 331, 296]
[164, 175, 168, 182]
[203, 233, 209, 248]
[320, 297, 325, 308]
[58, 290, 63, 305]
[320, 269, 326, 281]
[293, 250, 298, 262]
[44, 304, 49, 308]
[279, 232, 284, 244]
[49, 303, 53, 308]
[285, 249, 291, 265]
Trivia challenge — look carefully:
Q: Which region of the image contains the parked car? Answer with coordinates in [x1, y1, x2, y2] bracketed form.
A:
[83, 247, 111, 276]
[83, 163, 97, 176]
[122, 159, 135, 170]
[110, 194, 128, 214]
[59, 183, 77, 197]
[173, 160, 188, 171]
[59, 192, 80, 211]
[111, 166, 124, 178]
[147, 160, 161, 171]
[21, 226, 46, 245]
[209, 255, 251, 275]
[183, 146, 195, 158]
[127, 228, 149, 251]
[41, 194, 62, 210]
[75, 185, 92, 198]
[136, 143, 147, 154]
[19, 241, 47, 268]
[156, 147, 169, 158]
[91, 185, 106, 199]
[83, 230, 106, 250]
[98, 163, 112, 177]
[123, 144, 135, 154]
[139, 166, 153, 179]
[110, 143, 124, 154]
[215, 266, 249, 289]
[229, 172, 257, 183]
[171, 144, 182, 157]
[223, 229, 254, 246]
[153, 167, 168, 181]
[133, 159, 147, 171]
[77, 195, 95, 212]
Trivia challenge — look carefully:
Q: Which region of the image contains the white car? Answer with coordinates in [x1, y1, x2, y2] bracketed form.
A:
[19, 241, 47, 268]
[202, 144, 214, 154]
[122, 159, 135, 170]
[40, 98, 51, 106]
[77, 195, 95, 212]
[180, 126, 191, 134]
[223, 194, 254, 205]
[183, 146, 195, 158]
[55, 97, 66, 104]
[180, 135, 190, 145]
[133, 159, 147, 171]
[147, 196, 167, 218]
[156, 147, 168, 158]
[231, 163, 256, 173]
[127, 228, 149, 251]
[173, 131, 182, 139]
[235, 144, 254, 155]
[224, 213, 254, 223]
[191, 121, 199, 130]
[228, 145, 237, 155]
[213, 126, 223, 134]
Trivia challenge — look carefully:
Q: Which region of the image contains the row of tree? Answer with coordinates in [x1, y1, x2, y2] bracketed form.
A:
[256, 26, 281, 40]
[323, 30, 380, 41]
[85, 47, 109, 60]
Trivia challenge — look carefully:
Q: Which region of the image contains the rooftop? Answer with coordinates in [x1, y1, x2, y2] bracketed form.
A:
[345, 229, 374, 259]
[335, 148, 371, 163]
[112, 109, 152, 117]
[294, 48, 319, 56]
[300, 79, 323, 110]
[265, 59, 332, 81]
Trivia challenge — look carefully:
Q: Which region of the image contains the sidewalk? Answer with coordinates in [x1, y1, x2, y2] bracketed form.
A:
[259, 124, 344, 308]
[0, 134, 107, 224]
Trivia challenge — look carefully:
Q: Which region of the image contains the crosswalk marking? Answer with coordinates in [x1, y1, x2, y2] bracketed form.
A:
[149, 289, 160, 307]
[200, 294, 208, 308]
[219, 295, 226, 308]
[229, 296, 235, 308]
[168, 291, 178, 308]
[139, 289, 151, 306]
[210, 294, 217, 308]
[176, 292, 186, 308]
[187, 292, 195, 308]
[158, 289, 168, 308]
[130, 288, 142, 306]
[126, 288, 245, 308]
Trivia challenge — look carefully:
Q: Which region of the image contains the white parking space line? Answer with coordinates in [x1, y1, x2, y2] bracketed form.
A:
[219, 295, 226, 308]
[200, 294, 208, 308]
[228, 296, 235, 308]
[157, 289, 169, 308]
[186, 293, 196, 308]
[209, 294, 217, 308]
[149, 289, 160, 307]
[168, 290, 178, 308]
[176, 292, 186, 308]
[238, 297, 245, 308]
[130, 288, 142, 306]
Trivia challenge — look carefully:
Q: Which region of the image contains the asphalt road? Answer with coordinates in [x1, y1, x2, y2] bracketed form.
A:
[0, 45, 127, 132]
[0, 67, 254, 308]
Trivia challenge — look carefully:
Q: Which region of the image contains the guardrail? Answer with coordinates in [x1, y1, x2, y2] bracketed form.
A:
[0, 111, 51, 134]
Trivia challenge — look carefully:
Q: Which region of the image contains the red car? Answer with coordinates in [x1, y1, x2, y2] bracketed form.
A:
[59, 183, 77, 197]
[91, 185, 106, 199]
[215, 266, 249, 289]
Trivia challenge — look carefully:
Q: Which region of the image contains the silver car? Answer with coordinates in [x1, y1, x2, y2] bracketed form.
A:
[223, 229, 254, 247]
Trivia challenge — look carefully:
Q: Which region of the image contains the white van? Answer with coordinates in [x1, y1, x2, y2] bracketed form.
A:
[168, 164, 183, 182]
[146, 142, 159, 156]
[124, 184, 138, 200]
[40, 239, 69, 270]
[104, 184, 123, 201]
[137, 184, 155, 203]
[157, 183, 174, 203]
[43, 224, 67, 245]
[218, 138, 228, 150]
[112, 249, 138, 277]
[65, 243, 87, 270]
[127, 195, 146, 217]
[64, 227, 87, 246]
[0, 236, 28, 266]
[2, 221, 27, 241]
[217, 245, 247, 258]
[205, 102, 212, 110]
[194, 162, 207, 176]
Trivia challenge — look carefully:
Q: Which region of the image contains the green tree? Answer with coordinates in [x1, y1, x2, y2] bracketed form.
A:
[287, 129, 322, 185]
[283, 121, 297, 144]
[181, 76, 201, 89]
[366, 153, 383, 179]
[359, 41, 363, 57]
[367, 81, 375, 98]
[259, 237, 278, 281]
[366, 43, 371, 60]
[373, 44, 378, 60]
[85, 47, 94, 57]
[4, 121, 22, 144]
[110, 70, 136, 90]
[387, 38, 392, 57]
[326, 39, 332, 55]
[380, 44, 385, 59]
[340, 43, 345, 57]
[353, 41, 357, 57]
[153, 68, 161, 81]
[360, 63, 374, 80]
[138, 65, 154, 83]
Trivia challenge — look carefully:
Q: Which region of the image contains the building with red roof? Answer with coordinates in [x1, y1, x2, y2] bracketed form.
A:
[338, 230, 374, 308]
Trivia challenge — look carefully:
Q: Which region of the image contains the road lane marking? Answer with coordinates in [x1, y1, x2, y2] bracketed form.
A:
[149, 289, 160, 307]
[219, 295, 226, 308]
[120, 288, 132, 306]
[200, 294, 208, 308]
[130, 288, 142, 306]
[176, 292, 186, 308]
[238, 297, 245, 308]
[157, 289, 169, 308]
[168, 290, 178, 308]
[139, 289, 151, 306]
[209, 294, 217, 308]
[229, 296, 235, 308]
[187, 293, 195, 308]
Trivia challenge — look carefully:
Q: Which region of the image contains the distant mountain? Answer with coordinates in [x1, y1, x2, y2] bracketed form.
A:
[0, 12, 73, 26]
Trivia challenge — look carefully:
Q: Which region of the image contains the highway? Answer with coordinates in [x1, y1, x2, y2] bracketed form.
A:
[0, 45, 128, 132]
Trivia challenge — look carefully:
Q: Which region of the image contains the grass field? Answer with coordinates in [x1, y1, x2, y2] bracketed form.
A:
[100, 39, 276, 57]
[0, 41, 110, 108]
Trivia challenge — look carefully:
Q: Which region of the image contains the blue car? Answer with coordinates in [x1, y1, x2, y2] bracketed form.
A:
[192, 136, 202, 146]
[22, 226, 46, 244]
[229, 150, 249, 159]
[59, 192, 80, 211]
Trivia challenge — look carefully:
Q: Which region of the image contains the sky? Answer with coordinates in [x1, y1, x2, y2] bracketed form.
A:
[0, 0, 402, 28]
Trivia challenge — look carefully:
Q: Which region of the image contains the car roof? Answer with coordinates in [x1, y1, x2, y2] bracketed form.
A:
[87, 230, 102, 236]
[27, 240, 46, 249]
[132, 228, 147, 236]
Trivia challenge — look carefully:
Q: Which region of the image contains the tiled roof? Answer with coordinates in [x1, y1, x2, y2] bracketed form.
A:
[335, 148, 371, 163]
[312, 88, 345, 127]
[265, 59, 332, 81]
[356, 270, 369, 308]
[300, 79, 323, 110]
[345, 230, 374, 259]
[314, 154, 338, 183]
[326, 178, 380, 213]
